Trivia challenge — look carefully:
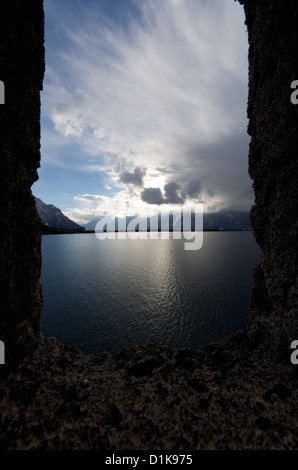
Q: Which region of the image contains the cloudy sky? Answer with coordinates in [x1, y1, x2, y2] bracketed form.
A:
[32, 0, 252, 225]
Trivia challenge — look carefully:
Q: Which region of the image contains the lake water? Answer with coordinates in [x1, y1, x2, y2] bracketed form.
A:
[40, 232, 261, 354]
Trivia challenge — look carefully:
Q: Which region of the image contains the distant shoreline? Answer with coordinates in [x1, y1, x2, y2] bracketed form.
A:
[42, 228, 252, 235]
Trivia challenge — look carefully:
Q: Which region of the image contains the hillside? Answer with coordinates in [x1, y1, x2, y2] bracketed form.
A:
[35, 198, 84, 232]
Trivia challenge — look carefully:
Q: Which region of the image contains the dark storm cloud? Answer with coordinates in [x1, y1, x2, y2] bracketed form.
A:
[184, 178, 203, 198]
[184, 177, 215, 199]
[176, 131, 253, 211]
[119, 167, 146, 187]
[164, 182, 184, 204]
[141, 188, 165, 205]
[141, 182, 184, 205]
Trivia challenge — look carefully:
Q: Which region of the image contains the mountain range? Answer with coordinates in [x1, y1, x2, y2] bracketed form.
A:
[35, 197, 252, 232]
[35, 198, 84, 232]
[84, 210, 252, 231]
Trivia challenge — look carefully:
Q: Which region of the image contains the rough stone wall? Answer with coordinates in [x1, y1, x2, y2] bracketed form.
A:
[0, 0, 297, 451]
[239, 0, 298, 358]
[0, 0, 296, 369]
[0, 0, 45, 369]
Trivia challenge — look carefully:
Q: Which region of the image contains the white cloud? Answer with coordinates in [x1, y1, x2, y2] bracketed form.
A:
[169, 0, 184, 5]
[42, 0, 251, 213]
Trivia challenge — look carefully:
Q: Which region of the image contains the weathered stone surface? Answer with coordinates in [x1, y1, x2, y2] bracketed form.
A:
[0, 337, 297, 450]
[240, 0, 298, 360]
[0, 0, 297, 450]
[0, 0, 45, 369]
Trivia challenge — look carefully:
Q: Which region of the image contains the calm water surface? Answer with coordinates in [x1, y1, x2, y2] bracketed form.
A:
[41, 232, 260, 353]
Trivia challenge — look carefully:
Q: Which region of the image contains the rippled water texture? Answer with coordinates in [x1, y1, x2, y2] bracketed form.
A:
[41, 232, 260, 353]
